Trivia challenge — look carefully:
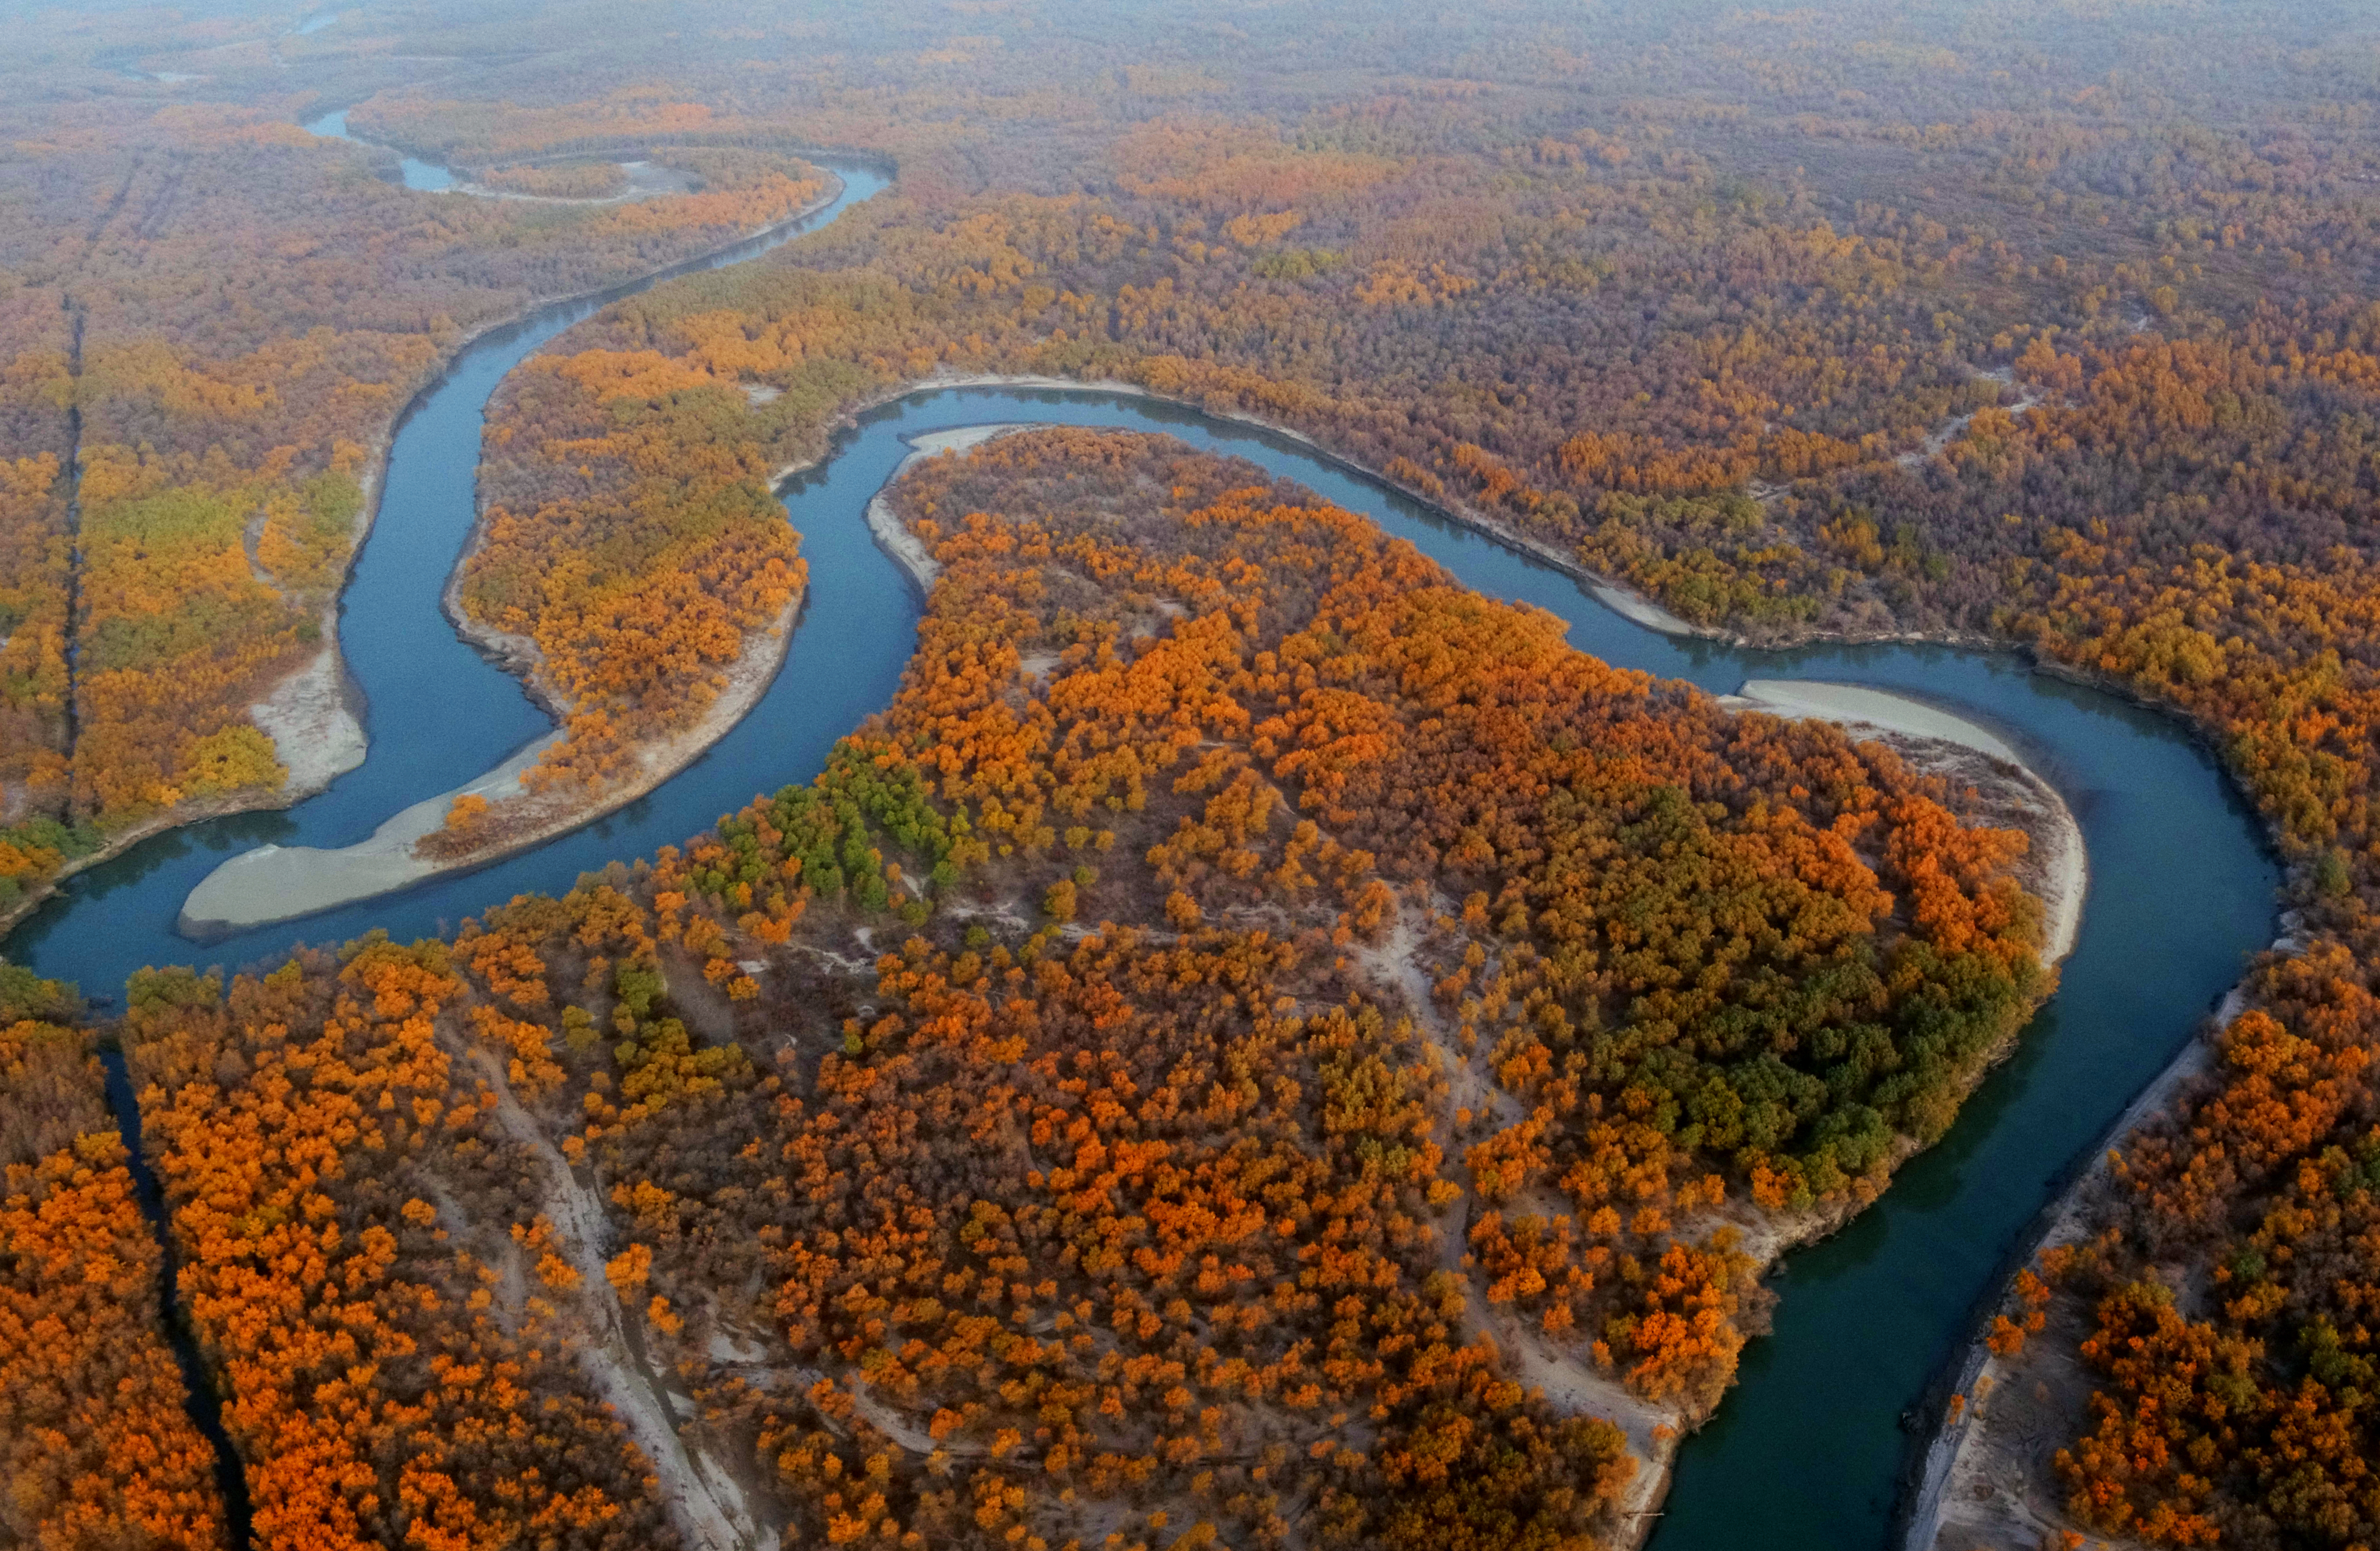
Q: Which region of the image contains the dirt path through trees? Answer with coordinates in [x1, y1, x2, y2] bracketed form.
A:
[466, 1042, 776, 1551]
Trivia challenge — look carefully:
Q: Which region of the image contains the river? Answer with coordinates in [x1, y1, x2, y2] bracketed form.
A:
[9, 126, 2276, 1551]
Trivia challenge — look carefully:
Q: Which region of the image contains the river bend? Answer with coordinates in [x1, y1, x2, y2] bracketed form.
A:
[7, 134, 2274, 1551]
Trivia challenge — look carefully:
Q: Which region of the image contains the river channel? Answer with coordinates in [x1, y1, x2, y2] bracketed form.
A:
[9, 124, 2277, 1551]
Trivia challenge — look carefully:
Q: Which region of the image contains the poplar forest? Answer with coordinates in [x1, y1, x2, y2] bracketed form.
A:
[3, 2, 2379, 1549]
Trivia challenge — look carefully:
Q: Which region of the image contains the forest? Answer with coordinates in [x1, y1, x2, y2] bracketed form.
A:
[8, 0, 2380, 1545]
[0, 963, 229, 1550]
[432, 8, 2380, 1540]
[69, 429, 2051, 1551]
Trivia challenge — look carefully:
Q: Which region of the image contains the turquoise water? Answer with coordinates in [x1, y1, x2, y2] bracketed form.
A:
[10, 132, 2276, 1549]
[303, 108, 455, 190]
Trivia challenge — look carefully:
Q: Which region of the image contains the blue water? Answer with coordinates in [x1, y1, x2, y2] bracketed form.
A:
[9, 125, 2278, 1551]
[303, 108, 454, 191]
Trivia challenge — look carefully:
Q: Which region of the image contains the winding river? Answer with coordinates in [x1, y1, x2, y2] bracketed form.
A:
[10, 122, 2279, 1551]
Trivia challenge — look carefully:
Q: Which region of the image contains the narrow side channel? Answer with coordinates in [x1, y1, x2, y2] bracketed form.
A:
[97, 1041, 256, 1548]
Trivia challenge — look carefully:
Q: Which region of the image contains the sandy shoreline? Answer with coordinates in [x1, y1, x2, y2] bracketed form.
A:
[179, 733, 560, 936]
[0, 175, 860, 951]
[861, 423, 1031, 595]
[1903, 911, 2301, 1551]
[150, 175, 861, 938]
[177, 586, 801, 936]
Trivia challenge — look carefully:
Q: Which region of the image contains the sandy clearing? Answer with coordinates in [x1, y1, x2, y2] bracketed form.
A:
[904, 423, 1026, 459]
[251, 644, 367, 798]
[1353, 906, 1684, 1543]
[1722, 680, 2086, 966]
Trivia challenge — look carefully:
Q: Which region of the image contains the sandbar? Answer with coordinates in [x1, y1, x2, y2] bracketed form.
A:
[179, 733, 560, 937]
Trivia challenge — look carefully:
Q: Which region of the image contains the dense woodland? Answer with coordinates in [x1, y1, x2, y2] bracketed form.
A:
[97, 430, 2049, 1550]
[438, 5, 2380, 1541]
[9, 0, 2380, 1544]
[0, 963, 230, 1550]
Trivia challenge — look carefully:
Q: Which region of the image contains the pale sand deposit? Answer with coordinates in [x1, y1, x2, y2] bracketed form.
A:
[1590, 581, 1699, 636]
[865, 423, 1034, 592]
[1725, 680, 2022, 763]
[178, 588, 801, 935]
[179, 732, 560, 936]
[251, 644, 367, 796]
[1723, 680, 2086, 966]
[6, 177, 862, 947]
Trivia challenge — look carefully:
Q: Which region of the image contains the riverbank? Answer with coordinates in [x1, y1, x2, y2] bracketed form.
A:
[178, 586, 801, 936]
[154, 166, 861, 938]
[186, 407, 1189, 934]
[1902, 910, 2302, 1551]
[892, 372, 1715, 637]
[1607, 684, 2087, 1548]
[444, 158, 697, 205]
[249, 429, 381, 799]
[861, 423, 1030, 594]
